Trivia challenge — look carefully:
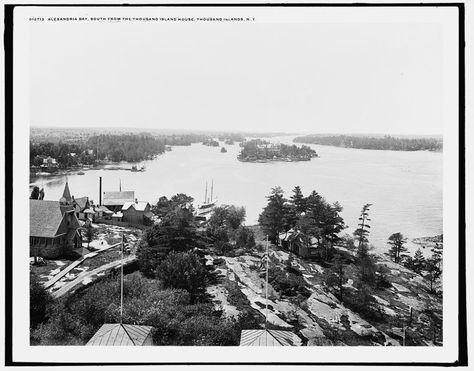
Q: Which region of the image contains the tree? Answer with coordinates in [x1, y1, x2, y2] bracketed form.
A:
[234, 226, 256, 250]
[374, 264, 391, 289]
[258, 187, 291, 243]
[321, 202, 346, 250]
[290, 186, 306, 214]
[387, 232, 408, 263]
[30, 186, 40, 200]
[137, 206, 205, 275]
[170, 193, 195, 213]
[412, 249, 426, 275]
[354, 204, 372, 249]
[324, 255, 347, 301]
[425, 257, 442, 293]
[422, 304, 442, 345]
[83, 225, 97, 248]
[30, 273, 53, 329]
[208, 205, 246, 233]
[155, 252, 209, 303]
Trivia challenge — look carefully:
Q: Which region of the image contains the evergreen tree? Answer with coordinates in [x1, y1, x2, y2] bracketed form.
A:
[324, 254, 347, 301]
[258, 187, 291, 243]
[354, 204, 372, 249]
[30, 186, 40, 200]
[84, 225, 97, 248]
[412, 249, 426, 274]
[425, 257, 442, 293]
[387, 232, 408, 263]
[290, 186, 306, 214]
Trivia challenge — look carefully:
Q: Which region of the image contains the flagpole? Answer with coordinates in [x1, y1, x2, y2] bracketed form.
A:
[120, 232, 124, 324]
[265, 235, 269, 346]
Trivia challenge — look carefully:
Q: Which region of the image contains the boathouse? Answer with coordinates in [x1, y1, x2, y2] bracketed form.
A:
[103, 191, 135, 212]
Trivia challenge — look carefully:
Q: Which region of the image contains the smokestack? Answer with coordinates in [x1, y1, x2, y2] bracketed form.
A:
[99, 177, 102, 206]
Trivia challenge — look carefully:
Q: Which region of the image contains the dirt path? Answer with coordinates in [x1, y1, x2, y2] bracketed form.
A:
[51, 255, 135, 299]
[43, 242, 122, 289]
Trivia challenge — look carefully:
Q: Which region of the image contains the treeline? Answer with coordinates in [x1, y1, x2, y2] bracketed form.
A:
[87, 134, 166, 162]
[30, 142, 96, 168]
[160, 134, 211, 146]
[238, 139, 318, 162]
[294, 135, 442, 152]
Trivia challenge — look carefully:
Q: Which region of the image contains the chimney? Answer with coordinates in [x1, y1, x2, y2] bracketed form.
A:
[99, 177, 102, 206]
[135, 198, 138, 204]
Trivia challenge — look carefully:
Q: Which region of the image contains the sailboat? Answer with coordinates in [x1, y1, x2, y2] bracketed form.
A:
[196, 180, 217, 220]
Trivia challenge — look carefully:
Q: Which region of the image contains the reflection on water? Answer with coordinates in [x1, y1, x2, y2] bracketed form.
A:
[30, 136, 442, 254]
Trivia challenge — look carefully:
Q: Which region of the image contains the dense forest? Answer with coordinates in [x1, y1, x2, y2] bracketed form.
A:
[29, 133, 218, 169]
[294, 135, 442, 152]
[238, 139, 318, 162]
[86, 134, 166, 162]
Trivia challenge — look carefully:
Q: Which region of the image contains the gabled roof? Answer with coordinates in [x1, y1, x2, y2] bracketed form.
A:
[73, 196, 89, 210]
[86, 323, 153, 346]
[30, 200, 66, 238]
[97, 205, 114, 214]
[240, 329, 298, 346]
[121, 201, 150, 212]
[103, 191, 135, 206]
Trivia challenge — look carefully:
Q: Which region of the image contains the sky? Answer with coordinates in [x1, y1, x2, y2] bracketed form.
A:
[29, 12, 445, 135]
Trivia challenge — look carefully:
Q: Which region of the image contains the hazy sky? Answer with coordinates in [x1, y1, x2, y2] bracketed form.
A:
[30, 17, 444, 134]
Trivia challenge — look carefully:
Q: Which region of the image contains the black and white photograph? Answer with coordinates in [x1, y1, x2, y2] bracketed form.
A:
[4, 1, 467, 366]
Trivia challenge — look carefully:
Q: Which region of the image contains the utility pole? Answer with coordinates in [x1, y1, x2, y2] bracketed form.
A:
[120, 232, 124, 324]
[265, 235, 269, 346]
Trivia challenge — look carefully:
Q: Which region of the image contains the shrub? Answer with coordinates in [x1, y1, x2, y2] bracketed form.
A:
[267, 266, 310, 298]
[155, 251, 209, 303]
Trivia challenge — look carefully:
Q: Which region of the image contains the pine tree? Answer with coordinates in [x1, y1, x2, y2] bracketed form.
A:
[387, 232, 408, 263]
[354, 204, 372, 249]
[290, 186, 306, 214]
[412, 249, 425, 274]
[30, 186, 40, 200]
[425, 257, 442, 293]
[258, 187, 291, 243]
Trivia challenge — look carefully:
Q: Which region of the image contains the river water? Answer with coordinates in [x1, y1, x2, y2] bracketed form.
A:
[30, 136, 442, 255]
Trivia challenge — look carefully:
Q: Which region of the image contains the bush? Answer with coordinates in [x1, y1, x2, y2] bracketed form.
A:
[155, 251, 210, 303]
[267, 266, 310, 298]
[31, 272, 240, 346]
[30, 273, 53, 329]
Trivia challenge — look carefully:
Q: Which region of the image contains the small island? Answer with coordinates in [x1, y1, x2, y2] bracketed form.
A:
[237, 139, 318, 163]
[202, 138, 219, 147]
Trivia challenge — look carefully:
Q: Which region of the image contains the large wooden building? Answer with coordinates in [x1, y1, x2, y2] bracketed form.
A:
[103, 191, 135, 212]
[121, 200, 152, 225]
[30, 181, 82, 259]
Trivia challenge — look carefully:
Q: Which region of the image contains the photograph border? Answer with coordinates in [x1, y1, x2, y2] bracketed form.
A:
[4, 2, 467, 366]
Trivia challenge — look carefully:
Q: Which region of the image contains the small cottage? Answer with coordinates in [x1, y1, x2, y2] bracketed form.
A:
[121, 199, 152, 225]
[278, 229, 319, 259]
